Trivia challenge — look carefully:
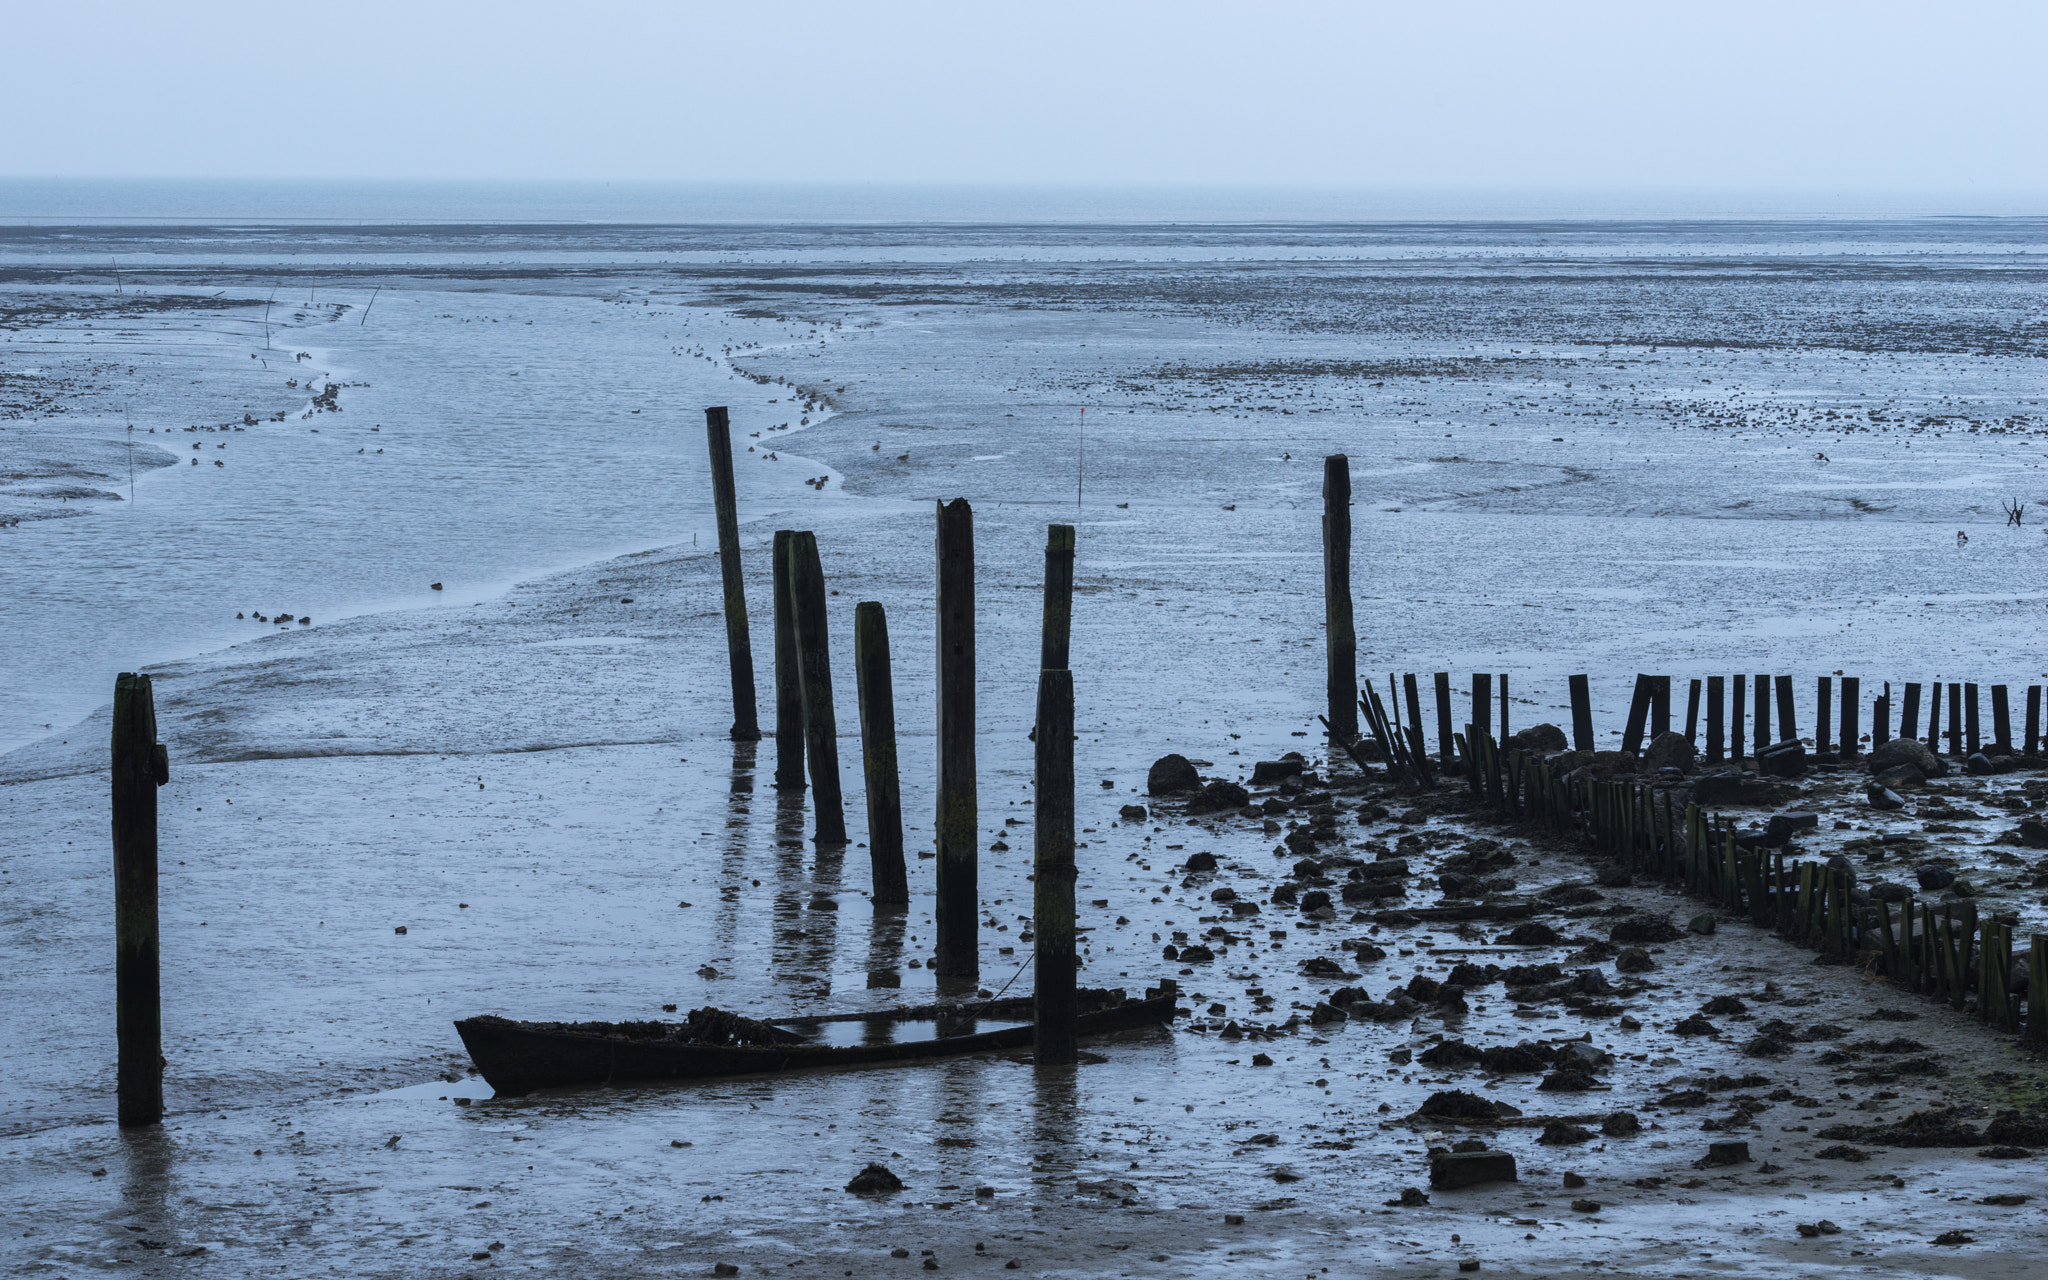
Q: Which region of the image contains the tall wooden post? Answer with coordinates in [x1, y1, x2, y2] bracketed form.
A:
[2026, 686, 2040, 756]
[1497, 672, 1510, 743]
[1774, 675, 1796, 744]
[1991, 685, 2011, 753]
[771, 531, 806, 790]
[1683, 678, 1702, 747]
[1706, 675, 1725, 763]
[1927, 681, 1943, 749]
[1322, 457, 1358, 741]
[1965, 683, 1981, 754]
[1651, 676, 1672, 738]
[787, 532, 847, 844]
[854, 602, 907, 904]
[1434, 672, 1455, 764]
[1873, 681, 1891, 747]
[1946, 682, 1962, 756]
[1817, 677, 1834, 753]
[1622, 674, 1652, 754]
[1033, 668, 1077, 1065]
[1403, 674, 1427, 763]
[1753, 673, 1771, 753]
[1904, 682, 1924, 745]
[1041, 525, 1075, 671]
[935, 499, 978, 978]
[1842, 677, 1862, 756]
[1471, 674, 1492, 745]
[112, 672, 167, 1127]
[1731, 674, 1746, 760]
[1569, 674, 1594, 751]
[704, 408, 760, 741]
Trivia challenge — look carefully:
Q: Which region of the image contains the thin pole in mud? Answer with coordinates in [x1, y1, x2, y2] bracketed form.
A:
[1706, 675, 1725, 763]
[1433, 673, 1455, 765]
[771, 531, 806, 790]
[1041, 524, 1075, 672]
[1321, 456, 1358, 742]
[112, 257, 121, 294]
[360, 286, 380, 326]
[853, 602, 907, 905]
[1569, 674, 1594, 751]
[111, 673, 166, 1128]
[788, 531, 847, 844]
[1076, 407, 1084, 509]
[935, 499, 978, 979]
[703, 408, 761, 742]
[1033, 667, 1077, 1065]
[263, 285, 276, 349]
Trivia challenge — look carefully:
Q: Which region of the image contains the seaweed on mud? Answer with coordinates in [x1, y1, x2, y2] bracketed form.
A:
[1416, 1090, 1503, 1120]
[1817, 1107, 1984, 1148]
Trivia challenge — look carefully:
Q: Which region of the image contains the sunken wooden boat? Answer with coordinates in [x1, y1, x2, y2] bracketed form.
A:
[455, 986, 1177, 1096]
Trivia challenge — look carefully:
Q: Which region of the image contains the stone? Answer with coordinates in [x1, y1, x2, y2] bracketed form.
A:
[1184, 851, 1218, 872]
[1147, 754, 1201, 795]
[1868, 737, 1945, 778]
[1186, 779, 1250, 814]
[2017, 817, 2048, 848]
[1251, 756, 1306, 785]
[1119, 803, 1149, 821]
[1643, 729, 1695, 773]
[1764, 811, 1819, 843]
[1914, 863, 1956, 891]
[1873, 764, 1926, 790]
[1570, 1199, 1602, 1214]
[1757, 739, 1807, 778]
[1687, 913, 1717, 935]
[845, 1162, 904, 1193]
[1869, 881, 1912, 902]
[1615, 946, 1655, 973]
[1611, 916, 1685, 944]
[1966, 752, 1996, 776]
[1417, 1090, 1503, 1120]
[1429, 1150, 1518, 1189]
[1866, 784, 1906, 810]
[1539, 1120, 1595, 1143]
[1696, 1141, 1750, 1168]
[1500, 922, 1562, 946]
[1510, 723, 1569, 753]
[1602, 1110, 1642, 1136]
[1590, 750, 1639, 776]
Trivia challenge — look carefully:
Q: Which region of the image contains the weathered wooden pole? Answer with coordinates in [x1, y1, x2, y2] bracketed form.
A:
[1706, 675, 1725, 763]
[1322, 457, 1358, 742]
[1403, 674, 1427, 763]
[853, 602, 907, 904]
[1926, 680, 1943, 749]
[1622, 674, 1652, 754]
[112, 672, 167, 1127]
[1651, 676, 1672, 738]
[1569, 674, 1594, 751]
[1471, 674, 1492, 745]
[1816, 677, 1834, 754]
[1992, 684, 2012, 753]
[1965, 683, 1982, 754]
[1684, 678, 1703, 748]
[1433, 672, 1455, 764]
[1033, 668, 1077, 1065]
[1497, 672, 1510, 743]
[1874, 682, 1892, 748]
[704, 408, 761, 741]
[787, 532, 847, 844]
[1946, 682, 1962, 756]
[771, 530, 807, 790]
[1774, 675, 1796, 744]
[1041, 524, 1075, 672]
[1842, 676, 1862, 756]
[1903, 682, 1924, 744]
[2026, 686, 2041, 757]
[934, 499, 978, 978]
[1731, 674, 1746, 760]
[1752, 672, 1771, 753]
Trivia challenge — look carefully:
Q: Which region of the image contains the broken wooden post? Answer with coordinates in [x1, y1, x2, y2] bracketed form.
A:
[853, 602, 907, 904]
[1404, 674, 1428, 765]
[1041, 524, 1075, 672]
[2027, 686, 2042, 757]
[704, 407, 761, 741]
[1033, 668, 1077, 1065]
[771, 531, 806, 791]
[1471, 673, 1492, 745]
[1841, 677, 1861, 757]
[1774, 675, 1796, 744]
[1903, 682, 1923, 745]
[787, 532, 847, 844]
[1684, 678, 1702, 749]
[935, 499, 978, 978]
[1706, 675, 1725, 763]
[1568, 674, 1594, 751]
[1621, 674, 1652, 755]
[1322, 457, 1358, 742]
[112, 672, 167, 1127]
[1873, 682, 1892, 748]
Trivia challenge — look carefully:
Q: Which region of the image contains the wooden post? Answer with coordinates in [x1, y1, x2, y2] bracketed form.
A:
[1033, 669, 1077, 1065]
[1993, 685, 2012, 753]
[1651, 676, 1671, 738]
[771, 531, 806, 790]
[1816, 677, 1833, 753]
[1965, 683, 1981, 755]
[2027, 686, 2041, 757]
[1905, 681, 1924, 744]
[1706, 675, 1725, 763]
[1873, 682, 1891, 747]
[788, 532, 847, 845]
[1947, 682, 1962, 756]
[1041, 524, 1075, 672]
[1684, 678, 1702, 748]
[853, 602, 907, 905]
[112, 672, 167, 1127]
[1622, 674, 1651, 754]
[935, 499, 978, 979]
[1472, 674, 1492, 746]
[1433, 672, 1455, 764]
[1840, 677, 1860, 757]
[1774, 675, 1796, 744]
[1731, 674, 1746, 760]
[1753, 672, 1771, 753]
[1403, 674, 1428, 765]
[2028, 935, 2048, 1044]
[1498, 672, 1510, 743]
[1569, 674, 1594, 751]
[1322, 457, 1358, 742]
[704, 408, 761, 741]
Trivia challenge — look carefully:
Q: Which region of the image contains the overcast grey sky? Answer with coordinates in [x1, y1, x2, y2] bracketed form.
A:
[3, 0, 2040, 191]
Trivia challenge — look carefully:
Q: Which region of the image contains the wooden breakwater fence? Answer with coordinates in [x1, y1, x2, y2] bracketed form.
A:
[1343, 665, 2048, 1048]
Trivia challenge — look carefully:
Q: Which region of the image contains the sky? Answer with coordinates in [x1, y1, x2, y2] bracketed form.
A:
[0, 0, 2042, 193]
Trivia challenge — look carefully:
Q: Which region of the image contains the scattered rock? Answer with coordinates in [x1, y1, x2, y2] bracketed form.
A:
[1795, 1219, 1841, 1237]
[1511, 723, 1569, 753]
[1539, 1120, 1595, 1144]
[1866, 784, 1906, 810]
[1417, 1090, 1503, 1120]
[1500, 922, 1562, 946]
[1914, 862, 1957, 891]
[1981, 1194, 2031, 1206]
[1147, 754, 1201, 795]
[1757, 740, 1808, 778]
[1187, 780, 1250, 814]
[1429, 1150, 1518, 1189]
[1695, 1140, 1750, 1168]
[1673, 1015, 1718, 1037]
[1538, 1071, 1598, 1093]
[1643, 729, 1695, 773]
[2015, 816, 2048, 848]
[1611, 916, 1685, 944]
[1966, 752, 1996, 776]
[1570, 1198, 1602, 1214]
[1251, 756, 1306, 784]
[1385, 1186, 1430, 1206]
[1931, 1230, 1975, 1246]
[1602, 1111, 1641, 1136]
[1184, 851, 1218, 872]
[1615, 947, 1655, 973]
[1868, 737, 1945, 778]
[845, 1162, 904, 1194]
[1119, 804, 1148, 821]
[1687, 913, 1717, 935]
[1178, 944, 1216, 964]
[1815, 1144, 1869, 1162]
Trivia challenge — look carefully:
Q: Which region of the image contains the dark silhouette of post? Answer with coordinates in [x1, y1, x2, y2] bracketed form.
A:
[1433, 672, 1455, 764]
[787, 532, 846, 844]
[1569, 674, 1594, 750]
[1706, 675, 1725, 763]
[854, 602, 907, 904]
[1775, 675, 1796, 744]
[1651, 675, 1672, 738]
[1731, 674, 1746, 760]
[1926, 681, 1942, 749]
[1471, 673, 1492, 744]
[1041, 525, 1075, 671]
[112, 672, 167, 1127]
[704, 408, 760, 741]
[1753, 672, 1771, 753]
[1992, 684, 2011, 753]
[1843, 677, 1863, 756]
[1683, 678, 1702, 747]
[935, 499, 977, 978]
[1817, 677, 1833, 753]
[1322, 457, 1358, 741]
[1498, 672, 1510, 742]
[1033, 668, 1077, 1065]
[1903, 682, 1923, 744]
[771, 531, 806, 790]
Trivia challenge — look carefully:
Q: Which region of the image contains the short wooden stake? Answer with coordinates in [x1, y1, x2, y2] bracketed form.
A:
[704, 408, 761, 741]
[113, 672, 167, 1128]
[1873, 682, 1891, 747]
[935, 499, 978, 978]
[771, 531, 806, 790]
[1033, 669, 1077, 1065]
[1322, 457, 1358, 741]
[1569, 674, 1594, 751]
[2027, 687, 2041, 757]
[787, 532, 847, 844]
[1753, 672, 1771, 753]
[1622, 674, 1651, 754]
[853, 602, 907, 904]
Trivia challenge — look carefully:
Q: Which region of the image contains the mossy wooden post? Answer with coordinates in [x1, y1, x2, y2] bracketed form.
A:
[112, 672, 167, 1128]
[1774, 675, 1796, 744]
[1816, 677, 1833, 754]
[1321, 457, 1358, 742]
[1992, 684, 2012, 753]
[1433, 672, 1455, 765]
[1041, 524, 1075, 672]
[704, 408, 761, 741]
[1568, 674, 1594, 751]
[1840, 677, 1861, 757]
[1706, 675, 1725, 763]
[1956, 902, 1978, 1011]
[771, 531, 806, 790]
[1683, 678, 1702, 749]
[787, 532, 847, 845]
[1033, 668, 1077, 1065]
[1965, 683, 1982, 755]
[853, 602, 907, 904]
[934, 499, 978, 979]
[1753, 672, 1772, 754]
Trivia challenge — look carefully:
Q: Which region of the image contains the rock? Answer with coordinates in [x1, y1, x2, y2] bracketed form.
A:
[1764, 811, 1820, 843]
[1873, 764, 1926, 790]
[1570, 1198, 1602, 1214]
[1643, 730, 1695, 773]
[1869, 881, 1912, 902]
[1251, 1053, 1273, 1066]
[1510, 723, 1569, 753]
[1868, 737, 1945, 778]
[1914, 863, 1956, 891]
[1695, 1140, 1750, 1168]
[2017, 817, 2048, 848]
[1539, 1120, 1595, 1144]
[1615, 946, 1656, 973]
[1299, 890, 1333, 913]
[1757, 739, 1807, 778]
[1539, 1071, 1597, 1093]
[845, 1162, 904, 1194]
[1611, 916, 1685, 944]
[1251, 756, 1306, 785]
[1186, 779, 1250, 814]
[1966, 752, 1996, 776]
[1932, 1231, 1975, 1246]
[1417, 1090, 1503, 1119]
[1687, 913, 1717, 935]
[1602, 1111, 1642, 1136]
[1691, 771, 1795, 806]
[1500, 922, 1562, 946]
[1178, 944, 1216, 963]
[1119, 803, 1148, 821]
[1674, 1014, 1718, 1036]
[1866, 784, 1906, 810]
[1590, 750, 1639, 776]
[1429, 1150, 1518, 1189]
[1147, 754, 1201, 795]
[715, 1265, 741, 1277]
[1595, 863, 1634, 888]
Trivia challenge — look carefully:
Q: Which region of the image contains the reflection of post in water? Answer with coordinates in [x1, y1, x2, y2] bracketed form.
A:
[934, 973, 980, 1039]
[711, 739, 759, 960]
[799, 838, 845, 983]
[1029, 1059, 1081, 1185]
[119, 1126, 174, 1249]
